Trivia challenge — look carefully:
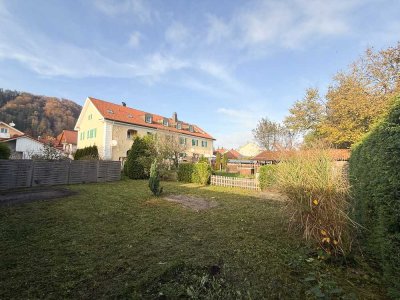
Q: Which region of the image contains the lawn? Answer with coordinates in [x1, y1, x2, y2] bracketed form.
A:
[0, 180, 385, 299]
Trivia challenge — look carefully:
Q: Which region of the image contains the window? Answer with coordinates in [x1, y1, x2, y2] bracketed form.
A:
[88, 114, 93, 120]
[107, 109, 114, 114]
[179, 137, 186, 145]
[177, 122, 182, 130]
[189, 125, 194, 132]
[201, 141, 208, 147]
[163, 118, 169, 126]
[127, 129, 137, 139]
[87, 128, 97, 139]
[0, 128, 8, 133]
[192, 139, 198, 146]
[80, 132, 85, 140]
[145, 114, 152, 123]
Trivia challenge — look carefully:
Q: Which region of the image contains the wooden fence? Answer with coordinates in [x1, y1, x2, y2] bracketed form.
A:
[0, 160, 121, 190]
[210, 175, 260, 191]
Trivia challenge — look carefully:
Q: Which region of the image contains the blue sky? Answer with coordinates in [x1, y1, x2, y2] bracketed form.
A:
[0, 0, 399, 148]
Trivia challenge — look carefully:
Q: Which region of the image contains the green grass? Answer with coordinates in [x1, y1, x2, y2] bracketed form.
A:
[0, 180, 385, 299]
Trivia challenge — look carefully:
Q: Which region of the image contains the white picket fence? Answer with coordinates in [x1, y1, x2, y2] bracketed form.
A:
[210, 175, 260, 191]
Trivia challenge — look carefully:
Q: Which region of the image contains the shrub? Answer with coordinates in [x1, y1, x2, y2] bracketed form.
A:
[192, 162, 212, 185]
[258, 165, 277, 190]
[214, 152, 221, 170]
[177, 163, 194, 182]
[74, 145, 99, 160]
[0, 143, 11, 159]
[125, 136, 154, 179]
[349, 96, 400, 298]
[221, 154, 228, 170]
[275, 147, 354, 257]
[149, 158, 163, 196]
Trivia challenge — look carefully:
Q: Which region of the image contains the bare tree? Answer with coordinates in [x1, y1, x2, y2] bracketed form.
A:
[253, 118, 295, 150]
[155, 133, 188, 168]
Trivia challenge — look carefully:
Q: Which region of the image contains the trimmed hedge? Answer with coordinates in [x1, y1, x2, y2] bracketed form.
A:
[349, 96, 400, 298]
[74, 145, 99, 160]
[258, 164, 277, 190]
[177, 163, 194, 183]
[0, 143, 11, 159]
[192, 162, 212, 185]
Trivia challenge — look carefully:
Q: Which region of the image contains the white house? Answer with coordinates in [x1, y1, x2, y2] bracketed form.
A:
[1, 135, 47, 159]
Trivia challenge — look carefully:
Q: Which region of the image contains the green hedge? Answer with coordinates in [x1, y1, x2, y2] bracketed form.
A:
[349, 96, 400, 298]
[177, 163, 194, 182]
[74, 145, 99, 160]
[0, 143, 11, 159]
[192, 162, 212, 185]
[258, 165, 277, 190]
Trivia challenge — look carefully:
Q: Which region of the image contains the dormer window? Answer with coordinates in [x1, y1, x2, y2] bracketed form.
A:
[107, 109, 114, 114]
[128, 114, 133, 118]
[145, 114, 152, 123]
[189, 125, 194, 132]
[163, 118, 169, 126]
[177, 122, 182, 130]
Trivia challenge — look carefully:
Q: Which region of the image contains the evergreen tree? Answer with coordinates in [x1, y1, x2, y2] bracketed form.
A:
[148, 158, 163, 196]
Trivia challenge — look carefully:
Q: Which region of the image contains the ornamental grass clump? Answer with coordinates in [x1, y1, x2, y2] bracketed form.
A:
[275, 148, 355, 257]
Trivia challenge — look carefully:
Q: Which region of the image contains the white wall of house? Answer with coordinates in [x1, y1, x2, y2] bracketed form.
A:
[14, 137, 45, 159]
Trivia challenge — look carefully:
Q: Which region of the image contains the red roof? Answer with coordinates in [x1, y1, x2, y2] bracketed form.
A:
[89, 97, 215, 140]
[57, 130, 78, 145]
[252, 149, 351, 162]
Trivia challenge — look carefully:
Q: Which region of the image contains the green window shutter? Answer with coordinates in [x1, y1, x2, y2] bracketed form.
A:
[192, 139, 195, 146]
[94, 128, 97, 138]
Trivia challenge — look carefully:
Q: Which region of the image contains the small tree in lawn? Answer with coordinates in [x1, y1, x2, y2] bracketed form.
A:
[222, 153, 228, 171]
[215, 152, 221, 170]
[149, 158, 163, 196]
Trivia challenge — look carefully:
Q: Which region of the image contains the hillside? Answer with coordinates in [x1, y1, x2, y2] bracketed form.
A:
[0, 89, 82, 138]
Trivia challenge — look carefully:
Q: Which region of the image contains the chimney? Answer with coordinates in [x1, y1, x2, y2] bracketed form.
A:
[122, 102, 126, 107]
[172, 112, 178, 122]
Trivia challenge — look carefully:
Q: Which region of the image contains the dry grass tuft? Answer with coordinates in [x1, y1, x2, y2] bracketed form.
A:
[275, 146, 356, 257]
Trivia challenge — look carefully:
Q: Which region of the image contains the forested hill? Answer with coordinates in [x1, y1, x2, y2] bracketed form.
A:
[0, 88, 82, 138]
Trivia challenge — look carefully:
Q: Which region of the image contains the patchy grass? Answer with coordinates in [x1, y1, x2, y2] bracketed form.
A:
[0, 180, 385, 299]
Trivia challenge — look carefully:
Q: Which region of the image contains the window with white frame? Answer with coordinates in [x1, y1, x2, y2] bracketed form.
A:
[145, 114, 152, 123]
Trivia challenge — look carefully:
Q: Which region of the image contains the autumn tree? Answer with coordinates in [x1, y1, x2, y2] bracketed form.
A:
[253, 118, 295, 150]
[155, 134, 187, 169]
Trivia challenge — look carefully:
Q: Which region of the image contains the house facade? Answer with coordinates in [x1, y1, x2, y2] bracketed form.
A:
[74, 97, 215, 161]
[238, 142, 263, 158]
[0, 121, 24, 140]
[56, 130, 78, 158]
[2, 135, 46, 159]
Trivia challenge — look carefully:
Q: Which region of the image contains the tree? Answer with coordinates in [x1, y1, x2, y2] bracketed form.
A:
[31, 143, 65, 160]
[222, 153, 228, 170]
[125, 136, 155, 179]
[155, 134, 187, 169]
[0, 143, 11, 159]
[284, 88, 325, 136]
[148, 158, 163, 196]
[253, 118, 295, 150]
[215, 152, 221, 171]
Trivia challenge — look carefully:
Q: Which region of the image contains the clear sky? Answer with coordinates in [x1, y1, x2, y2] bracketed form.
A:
[0, 0, 399, 148]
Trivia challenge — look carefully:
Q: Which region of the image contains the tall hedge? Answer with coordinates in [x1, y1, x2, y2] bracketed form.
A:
[258, 164, 277, 190]
[192, 162, 212, 185]
[177, 163, 194, 182]
[0, 143, 11, 159]
[349, 96, 400, 298]
[74, 145, 99, 160]
[124, 136, 154, 179]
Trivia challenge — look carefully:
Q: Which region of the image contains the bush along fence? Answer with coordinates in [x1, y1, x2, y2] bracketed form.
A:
[211, 175, 260, 191]
[0, 160, 121, 190]
[349, 96, 400, 298]
[177, 162, 211, 185]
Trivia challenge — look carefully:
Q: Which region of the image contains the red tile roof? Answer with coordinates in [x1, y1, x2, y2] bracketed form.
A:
[57, 130, 78, 145]
[252, 149, 351, 162]
[89, 97, 215, 140]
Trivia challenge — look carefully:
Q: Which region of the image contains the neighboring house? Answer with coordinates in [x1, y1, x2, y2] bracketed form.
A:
[252, 149, 351, 164]
[213, 147, 242, 159]
[0, 121, 24, 140]
[238, 142, 263, 158]
[74, 97, 215, 161]
[56, 130, 78, 158]
[1, 135, 46, 159]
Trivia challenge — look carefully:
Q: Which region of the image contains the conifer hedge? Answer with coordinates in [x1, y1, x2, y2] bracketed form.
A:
[73, 145, 99, 160]
[349, 96, 400, 298]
